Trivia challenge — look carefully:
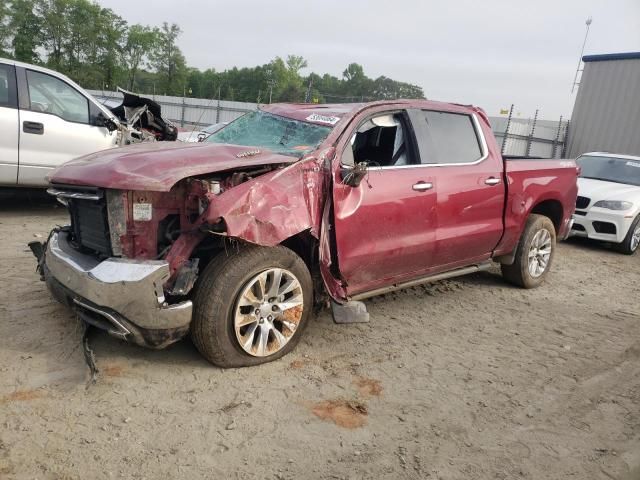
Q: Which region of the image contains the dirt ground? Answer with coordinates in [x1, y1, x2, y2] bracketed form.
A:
[1, 192, 639, 480]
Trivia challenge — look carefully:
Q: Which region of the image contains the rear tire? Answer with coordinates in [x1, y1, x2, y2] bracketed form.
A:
[501, 214, 556, 289]
[616, 215, 640, 255]
[191, 245, 313, 368]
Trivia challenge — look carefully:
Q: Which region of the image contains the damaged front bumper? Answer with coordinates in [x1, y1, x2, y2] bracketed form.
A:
[39, 230, 192, 348]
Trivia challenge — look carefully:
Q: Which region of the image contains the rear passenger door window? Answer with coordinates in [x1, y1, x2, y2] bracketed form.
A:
[409, 109, 484, 164]
[0, 64, 18, 108]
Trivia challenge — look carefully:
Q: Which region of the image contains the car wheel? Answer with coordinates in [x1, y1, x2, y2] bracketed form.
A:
[191, 245, 313, 367]
[616, 215, 640, 255]
[501, 214, 556, 289]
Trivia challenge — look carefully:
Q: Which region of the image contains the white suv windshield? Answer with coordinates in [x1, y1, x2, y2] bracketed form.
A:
[578, 155, 640, 187]
[206, 111, 332, 158]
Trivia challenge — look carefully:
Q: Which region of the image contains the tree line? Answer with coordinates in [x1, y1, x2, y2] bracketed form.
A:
[0, 0, 425, 103]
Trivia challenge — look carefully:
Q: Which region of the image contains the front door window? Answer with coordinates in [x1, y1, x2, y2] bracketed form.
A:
[26, 70, 89, 124]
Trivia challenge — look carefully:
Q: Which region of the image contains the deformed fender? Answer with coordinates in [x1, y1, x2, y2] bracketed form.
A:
[204, 152, 333, 246]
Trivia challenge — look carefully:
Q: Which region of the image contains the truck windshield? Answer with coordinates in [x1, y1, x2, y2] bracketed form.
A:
[206, 110, 332, 158]
[577, 155, 640, 187]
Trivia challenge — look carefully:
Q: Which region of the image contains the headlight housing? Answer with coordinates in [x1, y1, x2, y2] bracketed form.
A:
[593, 200, 633, 210]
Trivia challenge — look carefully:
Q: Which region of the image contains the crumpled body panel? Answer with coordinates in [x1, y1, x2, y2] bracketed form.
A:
[205, 155, 329, 245]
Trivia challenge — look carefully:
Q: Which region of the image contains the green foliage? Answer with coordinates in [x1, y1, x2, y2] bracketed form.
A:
[9, 0, 41, 63]
[148, 22, 187, 95]
[0, 1, 11, 57]
[0, 1, 425, 103]
[122, 24, 157, 90]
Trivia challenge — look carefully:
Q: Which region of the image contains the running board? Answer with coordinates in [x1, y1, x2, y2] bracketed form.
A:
[348, 262, 493, 302]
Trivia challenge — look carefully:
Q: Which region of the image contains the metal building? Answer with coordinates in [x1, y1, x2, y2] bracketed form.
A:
[566, 52, 640, 158]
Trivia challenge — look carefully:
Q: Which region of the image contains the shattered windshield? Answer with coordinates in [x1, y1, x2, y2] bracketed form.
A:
[206, 110, 332, 157]
[577, 155, 640, 187]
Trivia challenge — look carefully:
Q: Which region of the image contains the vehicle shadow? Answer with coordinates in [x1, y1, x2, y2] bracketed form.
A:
[87, 330, 209, 369]
[454, 270, 512, 288]
[0, 188, 59, 211]
[563, 236, 619, 254]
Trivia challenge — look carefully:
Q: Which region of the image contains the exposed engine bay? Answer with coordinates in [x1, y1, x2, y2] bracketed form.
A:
[48, 163, 285, 282]
[102, 87, 178, 144]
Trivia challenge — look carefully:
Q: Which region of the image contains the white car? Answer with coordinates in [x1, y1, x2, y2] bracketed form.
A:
[571, 152, 640, 254]
[177, 122, 228, 143]
[0, 59, 176, 187]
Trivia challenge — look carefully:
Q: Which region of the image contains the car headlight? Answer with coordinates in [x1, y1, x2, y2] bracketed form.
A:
[593, 200, 633, 210]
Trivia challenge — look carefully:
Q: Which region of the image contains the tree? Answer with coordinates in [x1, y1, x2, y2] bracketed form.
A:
[64, 0, 100, 81]
[121, 24, 156, 90]
[372, 76, 425, 100]
[0, 1, 11, 57]
[343, 62, 365, 82]
[9, 0, 40, 63]
[0, 1, 426, 102]
[37, 0, 70, 71]
[285, 54, 307, 75]
[149, 22, 187, 95]
[95, 7, 127, 89]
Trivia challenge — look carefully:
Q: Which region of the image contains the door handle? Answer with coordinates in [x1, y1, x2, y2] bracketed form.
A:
[484, 177, 501, 186]
[412, 181, 433, 191]
[23, 121, 44, 135]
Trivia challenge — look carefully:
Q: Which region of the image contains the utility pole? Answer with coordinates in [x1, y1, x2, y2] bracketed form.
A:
[265, 69, 276, 104]
[571, 17, 593, 93]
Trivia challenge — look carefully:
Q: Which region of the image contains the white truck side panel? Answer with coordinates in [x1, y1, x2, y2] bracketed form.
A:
[17, 110, 118, 186]
[0, 106, 19, 185]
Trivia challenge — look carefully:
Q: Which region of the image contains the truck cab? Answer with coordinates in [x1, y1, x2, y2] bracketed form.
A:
[0, 59, 122, 187]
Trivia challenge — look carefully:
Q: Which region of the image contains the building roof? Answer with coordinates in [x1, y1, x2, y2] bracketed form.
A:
[582, 51, 640, 63]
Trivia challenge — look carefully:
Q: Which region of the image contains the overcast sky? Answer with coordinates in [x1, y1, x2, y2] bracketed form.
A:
[100, 0, 640, 120]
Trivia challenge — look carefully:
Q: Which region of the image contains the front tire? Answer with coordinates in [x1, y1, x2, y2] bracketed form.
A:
[191, 245, 313, 367]
[501, 214, 556, 289]
[617, 215, 640, 255]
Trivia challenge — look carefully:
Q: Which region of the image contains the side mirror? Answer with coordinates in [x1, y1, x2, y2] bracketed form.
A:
[197, 132, 206, 142]
[95, 112, 118, 132]
[340, 161, 368, 187]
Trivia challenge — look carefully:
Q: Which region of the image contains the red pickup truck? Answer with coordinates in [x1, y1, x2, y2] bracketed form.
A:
[32, 100, 578, 367]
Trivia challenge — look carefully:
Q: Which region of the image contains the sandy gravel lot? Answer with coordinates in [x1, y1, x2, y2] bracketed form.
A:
[1, 193, 639, 480]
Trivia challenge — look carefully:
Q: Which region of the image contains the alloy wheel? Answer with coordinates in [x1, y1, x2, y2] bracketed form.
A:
[233, 268, 304, 357]
[528, 228, 552, 278]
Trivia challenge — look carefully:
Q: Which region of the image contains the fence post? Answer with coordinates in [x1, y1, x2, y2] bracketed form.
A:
[561, 121, 570, 158]
[216, 86, 221, 123]
[525, 109, 539, 157]
[181, 95, 186, 128]
[552, 115, 563, 158]
[500, 104, 514, 156]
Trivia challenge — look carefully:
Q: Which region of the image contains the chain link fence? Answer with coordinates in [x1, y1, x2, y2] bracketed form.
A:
[90, 91, 568, 157]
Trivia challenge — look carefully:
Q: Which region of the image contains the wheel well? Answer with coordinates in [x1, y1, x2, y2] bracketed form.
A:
[281, 231, 326, 305]
[281, 231, 318, 271]
[531, 200, 563, 233]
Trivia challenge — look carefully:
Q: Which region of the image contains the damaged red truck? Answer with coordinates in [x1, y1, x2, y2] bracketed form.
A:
[31, 100, 578, 367]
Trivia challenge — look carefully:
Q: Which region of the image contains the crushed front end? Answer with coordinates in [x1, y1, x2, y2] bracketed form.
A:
[32, 184, 204, 349]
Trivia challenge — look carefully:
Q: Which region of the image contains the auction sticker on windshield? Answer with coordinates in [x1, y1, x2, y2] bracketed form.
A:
[626, 161, 640, 168]
[306, 114, 340, 125]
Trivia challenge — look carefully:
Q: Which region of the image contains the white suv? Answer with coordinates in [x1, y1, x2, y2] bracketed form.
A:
[0, 58, 176, 187]
[571, 152, 640, 254]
